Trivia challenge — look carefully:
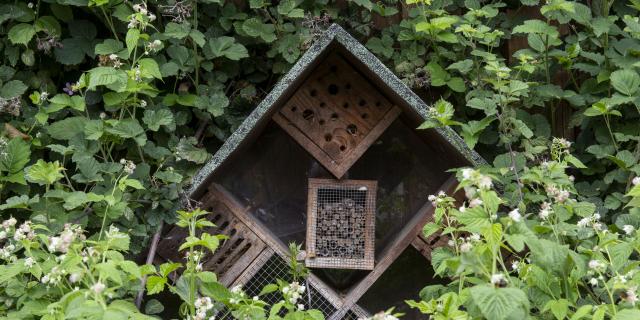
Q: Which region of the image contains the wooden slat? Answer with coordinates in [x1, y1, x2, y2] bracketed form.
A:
[328, 175, 459, 320]
[209, 183, 345, 309]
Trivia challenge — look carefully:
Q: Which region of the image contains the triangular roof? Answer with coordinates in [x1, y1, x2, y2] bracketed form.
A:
[186, 24, 485, 199]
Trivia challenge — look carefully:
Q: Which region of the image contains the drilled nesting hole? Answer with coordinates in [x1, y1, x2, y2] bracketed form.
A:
[347, 124, 358, 135]
[291, 106, 297, 112]
[330, 65, 338, 72]
[330, 113, 339, 121]
[361, 113, 369, 119]
[358, 99, 366, 107]
[319, 119, 325, 125]
[303, 109, 314, 121]
[340, 145, 346, 151]
[324, 134, 332, 142]
[320, 102, 326, 108]
[343, 102, 349, 109]
[310, 89, 317, 97]
[345, 83, 352, 90]
[328, 84, 339, 95]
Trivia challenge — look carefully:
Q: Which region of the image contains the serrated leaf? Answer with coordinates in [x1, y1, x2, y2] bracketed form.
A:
[209, 37, 248, 61]
[125, 28, 140, 55]
[25, 159, 64, 185]
[142, 109, 174, 131]
[1, 80, 28, 98]
[48, 116, 86, 140]
[146, 276, 166, 295]
[138, 58, 162, 80]
[0, 138, 30, 175]
[87, 67, 128, 92]
[610, 69, 640, 96]
[8, 23, 36, 45]
[470, 285, 529, 320]
[176, 138, 209, 164]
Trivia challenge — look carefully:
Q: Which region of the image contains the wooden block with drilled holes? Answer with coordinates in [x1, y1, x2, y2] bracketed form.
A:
[273, 53, 401, 178]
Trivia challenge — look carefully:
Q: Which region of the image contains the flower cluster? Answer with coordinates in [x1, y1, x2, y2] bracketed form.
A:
[192, 297, 215, 320]
[545, 184, 571, 203]
[48, 224, 85, 253]
[456, 233, 481, 253]
[360, 310, 400, 320]
[538, 202, 552, 220]
[120, 158, 137, 175]
[460, 168, 493, 191]
[577, 213, 603, 230]
[282, 281, 306, 306]
[228, 285, 246, 304]
[128, 3, 156, 29]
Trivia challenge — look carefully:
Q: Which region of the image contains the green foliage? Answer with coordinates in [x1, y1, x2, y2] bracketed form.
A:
[2, 0, 640, 318]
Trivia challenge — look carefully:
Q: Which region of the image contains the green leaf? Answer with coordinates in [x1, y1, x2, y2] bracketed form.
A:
[138, 58, 163, 80]
[48, 116, 86, 140]
[194, 93, 229, 117]
[470, 285, 529, 320]
[0, 80, 28, 98]
[164, 22, 190, 39]
[142, 109, 174, 131]
[146, 276, 166, 295]
[613, 309, 640, 320]
[0, 138, 30, 175]
[422, 222, 440, 238]
[8, 23, 36, 45]
[610, 69, 640, 96]
[87, 67, 128, 92]
[95, 39, 124, 55]
[209, 37, 248, 60]
[176, 137, 209, 163]
[447, 77, 465, 92]
[25, 160, 64, 185]
[107, 119, 145, 138]
[242, 18, 276, 42]
[126, 28, 140, 55]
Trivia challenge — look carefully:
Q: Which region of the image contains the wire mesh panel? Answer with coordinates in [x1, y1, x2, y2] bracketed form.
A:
[306, 178, 376, 270]
[230, 250, 338, 317]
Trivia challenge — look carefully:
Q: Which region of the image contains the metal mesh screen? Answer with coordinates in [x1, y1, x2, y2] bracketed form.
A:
[307, 179, 376, 270]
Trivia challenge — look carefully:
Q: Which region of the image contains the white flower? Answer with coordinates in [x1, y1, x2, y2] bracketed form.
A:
[508, 209, 522, 222]
[24, 257, 35, 268]
[633, 176, 640, 186]
[109, 54, 118, 61]
[0, 231, 6, 240]
[623, 225, 635, 235]
[589, 278, 599, 286]
[577, 217, 590, 228]
[28, 2, 34, 8]
[91, 281, 106, 294]
[461, 168, 474, 180]
[428, 194, 437, 202]
[478, 175, 493, 190]
[69, 273, 81, 283]
[469, 198, 483, 208]
[511, 261, 520, 272]
[297, 304, 305, 311]
[469, 233, 480, 242]
[623, 287, 638, 305]
[490, 273, 507, 286]
[3, 217, 17, 228]
[458, 204, 466, 212]
[460, 241, 473, 252]
[588, 260, 604, 270]
[231, 285, 243, 294]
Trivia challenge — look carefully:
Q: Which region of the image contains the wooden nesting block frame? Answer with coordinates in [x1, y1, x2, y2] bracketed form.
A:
[273, 53, 401, 179]
[155, 187, 267, 287]
[306, 178, 377, 270]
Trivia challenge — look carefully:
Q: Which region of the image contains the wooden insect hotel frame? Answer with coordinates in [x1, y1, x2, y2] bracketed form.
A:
[155, 24, 484, 319]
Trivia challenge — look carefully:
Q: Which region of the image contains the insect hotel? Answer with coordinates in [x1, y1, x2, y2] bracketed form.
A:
[155, 24, 483, 319]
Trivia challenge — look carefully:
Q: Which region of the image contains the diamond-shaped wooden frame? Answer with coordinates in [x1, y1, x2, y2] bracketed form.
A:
[273, 53, 401, 179]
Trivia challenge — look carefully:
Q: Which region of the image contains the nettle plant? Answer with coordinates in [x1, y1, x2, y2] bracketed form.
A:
[0, 219, 155, 319]
[408, 140, 640, 319]
[145, 209, 327, 320]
